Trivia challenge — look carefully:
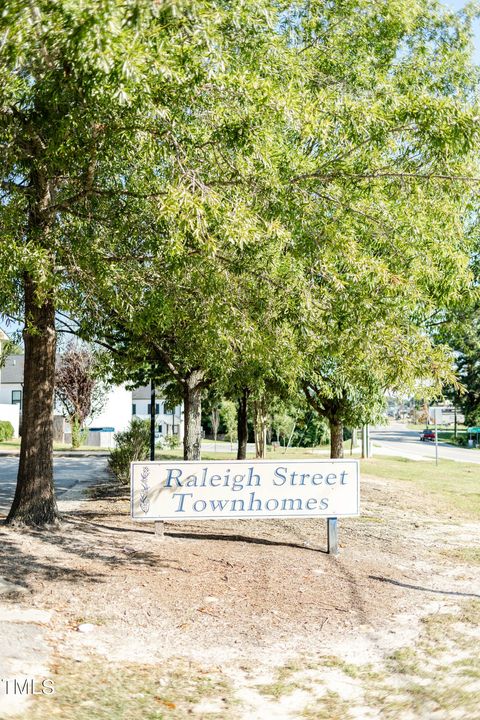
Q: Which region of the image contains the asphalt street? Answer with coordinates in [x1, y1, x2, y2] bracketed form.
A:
[0, 456, 108, 516]
[370, 422, 480, 464]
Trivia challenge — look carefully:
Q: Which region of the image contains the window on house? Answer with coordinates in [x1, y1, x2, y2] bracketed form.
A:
[147, 404, 160, 415]
[11, 390, 22, 410]
[158, 424, 163, 434]
[132, 404, 137, 415]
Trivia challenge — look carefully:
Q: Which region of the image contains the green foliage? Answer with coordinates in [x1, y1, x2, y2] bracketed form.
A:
[292, 413, 330, 448]
[436, 294, 480, 426]
[2, 0, 480, 463]
[0, 421, 15, 442]
[219, 401, 237, 444]
[108, 418, 149, 485]
[271, 406, 296, 446]
[163, 434, 180, 450]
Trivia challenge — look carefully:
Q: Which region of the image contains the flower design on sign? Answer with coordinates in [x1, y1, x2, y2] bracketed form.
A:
[139, 466, 150, 514]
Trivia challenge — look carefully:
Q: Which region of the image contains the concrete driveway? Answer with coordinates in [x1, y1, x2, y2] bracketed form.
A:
[0, 456, 108, 517]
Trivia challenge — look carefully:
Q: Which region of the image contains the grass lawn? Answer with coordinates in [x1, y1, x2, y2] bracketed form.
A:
[361, 455, 480, 518]
[155, 444, 332, 462]
[0, 438, 107, 451]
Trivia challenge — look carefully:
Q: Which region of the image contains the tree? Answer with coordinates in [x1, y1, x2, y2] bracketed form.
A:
[3, 0, 479, 522]
[67, 21, 311, 458]
[77, 0, 480, 464]
[76, 227, 306, 459]
[435, 293, 480, 426]
[0, 0, 183, 524]
[220, 400, 237, 450]
[283, 0, 480, 456]
[301, 270, 465, 457]
[55, 343, 107, 449]
[2, 0, 295, 517]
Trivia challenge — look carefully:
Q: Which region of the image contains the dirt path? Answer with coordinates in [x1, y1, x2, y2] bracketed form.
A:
[0, 472, 479, 719]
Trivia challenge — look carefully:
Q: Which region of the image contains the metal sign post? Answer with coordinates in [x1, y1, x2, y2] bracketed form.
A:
[150, 379, 156, 462]
[361, 425, 370, 458]
[327, 517, 338, 555]
[430, 406, 442, 466]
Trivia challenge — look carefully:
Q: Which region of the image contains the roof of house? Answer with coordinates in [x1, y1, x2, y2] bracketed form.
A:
[0, 355, 24, 383]
[132, 385, 152, 400]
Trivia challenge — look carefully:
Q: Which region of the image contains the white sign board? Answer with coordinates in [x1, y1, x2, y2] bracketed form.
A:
[430, 406, 443, 423]
[131, 459, 360, 521]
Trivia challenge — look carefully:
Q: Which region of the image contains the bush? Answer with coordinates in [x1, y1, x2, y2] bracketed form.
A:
[108, 418, 150, 484]
[164, 434, 180, 449]
[0, 420, 14, 442]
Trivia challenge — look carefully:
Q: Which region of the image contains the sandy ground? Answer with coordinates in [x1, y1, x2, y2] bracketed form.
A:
[0, 470, 479, 719]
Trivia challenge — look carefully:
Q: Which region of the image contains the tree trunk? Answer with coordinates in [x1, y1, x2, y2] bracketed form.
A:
[236, 388, 249, 460]
[6, 274, 59, 526]
[71, 416, 82, 449]
[254, 395, 267, 459]
[330, 419, 344, 459]
[183, 370, 203, 460]
[211, 407, 219, 451]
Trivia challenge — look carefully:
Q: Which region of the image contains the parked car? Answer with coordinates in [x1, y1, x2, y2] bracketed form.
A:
[419, 428, 436, 441]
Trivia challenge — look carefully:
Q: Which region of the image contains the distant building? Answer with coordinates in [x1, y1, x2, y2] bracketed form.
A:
[132, 385, 183, 440]
[0, 350, 22, 437]
[0, 348, 184, 447]
[0, 353, 24, 411]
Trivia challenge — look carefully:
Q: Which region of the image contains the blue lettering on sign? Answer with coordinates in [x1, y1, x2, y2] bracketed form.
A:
[210, 499, 229, 511]
[156, 463, 349, 515]
[172, 492, 192, 511]
[165, 468, 183, 487]
[170, 491, 331, 514]
[248, 492, 262, 511]
[273, 467, 287, 485]
[232, 474, 245, 491]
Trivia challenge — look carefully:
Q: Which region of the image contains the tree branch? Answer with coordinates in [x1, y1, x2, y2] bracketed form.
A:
[292, 170, 480, 184]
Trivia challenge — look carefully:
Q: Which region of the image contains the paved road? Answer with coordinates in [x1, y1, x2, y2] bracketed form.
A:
[370, 423, 480, 464]
[0, 456, 108, 516]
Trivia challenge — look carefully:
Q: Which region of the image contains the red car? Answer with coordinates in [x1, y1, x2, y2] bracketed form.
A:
[419, 429, 436, 441]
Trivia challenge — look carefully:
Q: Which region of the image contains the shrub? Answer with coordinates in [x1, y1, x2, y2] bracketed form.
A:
[0, 420, 14, 442]
[164, 434, 180, 449]
[108, 418, 150, 484]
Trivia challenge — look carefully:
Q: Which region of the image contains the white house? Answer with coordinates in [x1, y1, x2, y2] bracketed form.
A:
[0, 337, 184, 447]
[0, 350, 23, 438]
[132, 385, 184, 441]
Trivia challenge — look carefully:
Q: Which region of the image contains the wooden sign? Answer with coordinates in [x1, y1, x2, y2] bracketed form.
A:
[131, 459, 360, 522]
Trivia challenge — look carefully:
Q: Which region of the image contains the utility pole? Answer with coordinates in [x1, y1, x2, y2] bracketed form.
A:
[150, 379, 156, 461]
